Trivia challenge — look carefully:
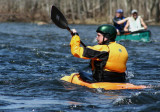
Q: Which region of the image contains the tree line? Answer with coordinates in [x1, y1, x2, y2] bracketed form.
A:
[0, 0, 159, 24]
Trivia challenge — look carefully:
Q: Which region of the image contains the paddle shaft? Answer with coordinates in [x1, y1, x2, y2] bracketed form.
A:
[67, 27, 86, 47]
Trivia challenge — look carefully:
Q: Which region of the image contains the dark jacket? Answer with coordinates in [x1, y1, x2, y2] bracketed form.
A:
[113, 16, 126, 32]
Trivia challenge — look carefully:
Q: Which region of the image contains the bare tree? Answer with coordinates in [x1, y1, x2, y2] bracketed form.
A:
[156, 0, 160, 22]
[0, 0, 159, 23]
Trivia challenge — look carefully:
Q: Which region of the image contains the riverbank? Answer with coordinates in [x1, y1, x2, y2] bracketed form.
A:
[0, 14, 159, 25]
[1, 19, 160, 26]
[0, 0, 159, 25]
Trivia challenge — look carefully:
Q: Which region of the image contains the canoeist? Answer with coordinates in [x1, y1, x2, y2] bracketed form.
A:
[124, 9, 147, 32]
[70, 25, 128, 83]
[113, 9, 129, 35]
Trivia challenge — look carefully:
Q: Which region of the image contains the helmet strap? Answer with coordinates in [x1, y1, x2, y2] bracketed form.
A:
[102, 34, 110, 45]
[102, 39, 110, 45]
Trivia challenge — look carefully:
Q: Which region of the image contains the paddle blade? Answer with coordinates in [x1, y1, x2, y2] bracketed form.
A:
[51, 5, 68, 29]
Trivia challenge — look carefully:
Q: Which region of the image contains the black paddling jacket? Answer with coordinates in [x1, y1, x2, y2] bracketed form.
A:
[70, 35, 128, 81]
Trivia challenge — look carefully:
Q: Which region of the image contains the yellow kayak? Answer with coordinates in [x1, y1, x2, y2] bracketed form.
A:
[61, 73, 147, 90]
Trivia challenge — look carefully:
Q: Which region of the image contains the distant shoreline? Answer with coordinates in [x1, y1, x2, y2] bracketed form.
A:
[0, 20, 160, 26]
[0, 0, 159, 25]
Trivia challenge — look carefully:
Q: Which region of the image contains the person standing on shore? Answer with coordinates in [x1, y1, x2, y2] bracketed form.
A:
[124, 9, 147, 32]
[113, 9, 129, 35]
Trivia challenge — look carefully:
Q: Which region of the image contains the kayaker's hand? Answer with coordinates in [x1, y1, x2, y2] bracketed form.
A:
[144, 25, 147, 30]
[126, 17, 130, 20]
[124, 28, 129, 32]
[72, 29, 77, 33]
[71, 29, 79, 36]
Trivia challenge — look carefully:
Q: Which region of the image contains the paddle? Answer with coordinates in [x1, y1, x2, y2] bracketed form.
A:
[51, 5, 86, 47]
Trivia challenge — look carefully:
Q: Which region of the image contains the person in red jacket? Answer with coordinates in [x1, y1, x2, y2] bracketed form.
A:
[70, 24, 128, 82]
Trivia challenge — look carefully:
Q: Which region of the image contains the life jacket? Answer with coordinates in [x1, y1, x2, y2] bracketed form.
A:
[104, 42, 128, 72]
[90, 42, 128, 81]
[128, 16, 142, 32]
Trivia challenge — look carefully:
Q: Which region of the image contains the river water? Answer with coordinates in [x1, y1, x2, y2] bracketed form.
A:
[0, 23, 159, 112]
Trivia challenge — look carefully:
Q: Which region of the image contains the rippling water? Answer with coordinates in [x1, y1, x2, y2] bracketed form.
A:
[0, 23, 160, 112]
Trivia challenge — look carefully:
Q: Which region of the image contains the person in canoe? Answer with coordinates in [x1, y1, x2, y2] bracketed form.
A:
[124, 9, 147, 32]
[113, 9, 129, 35]
[70, 25, 128, 83]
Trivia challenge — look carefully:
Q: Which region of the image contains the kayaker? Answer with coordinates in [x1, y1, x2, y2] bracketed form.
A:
[124, 9, 147, 32]
[113, 9, 129, 35]
[70, 24, 128, 83]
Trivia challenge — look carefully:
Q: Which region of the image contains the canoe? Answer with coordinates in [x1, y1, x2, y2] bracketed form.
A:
[116, 30, 151, 42]
[61, 73, 147, 90]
